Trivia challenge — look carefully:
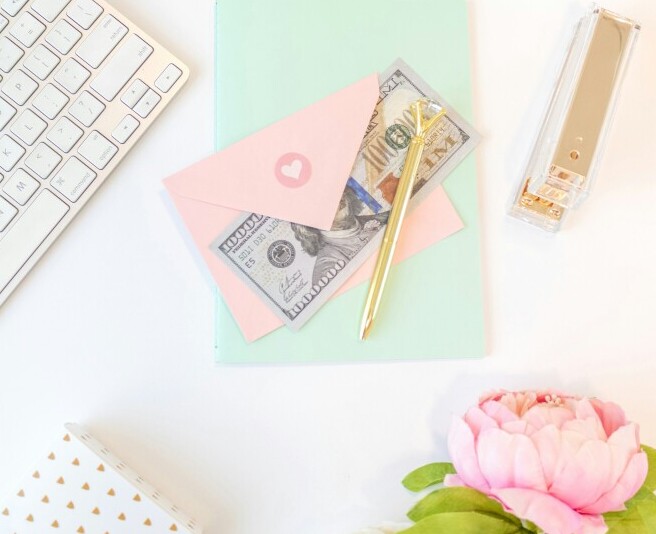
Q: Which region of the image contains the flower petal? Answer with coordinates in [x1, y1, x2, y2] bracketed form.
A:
[477, 428, 546, 491]
[578, 514, 608, 534]
[576, 398, 600, 421]
[491, 487, 586, 534]
[608, 422, 641, 452]
[600, 423, 643, 493]
[481, 400, 519, 425]
[562, 416, 606, 441]
[447, 416, 489, 491]
[501, 420, 531, 435]
[590, 399, 627, 437]
[550, 439, 613, 509]
[464, 406, 499, 438]
[530, 424, 562, 488]
[524, 405, 575, 431]
[579, 451, 648, 514]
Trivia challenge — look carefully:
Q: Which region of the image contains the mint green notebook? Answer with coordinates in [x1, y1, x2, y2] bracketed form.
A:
[214, 0, 485, 363]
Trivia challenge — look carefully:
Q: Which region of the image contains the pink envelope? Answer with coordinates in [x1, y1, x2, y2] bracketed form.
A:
[164, 74, 380, 231]
[166, 186, 463, 343]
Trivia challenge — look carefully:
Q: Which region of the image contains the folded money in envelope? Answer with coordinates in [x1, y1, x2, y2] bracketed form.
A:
[164, 60, 477, 342]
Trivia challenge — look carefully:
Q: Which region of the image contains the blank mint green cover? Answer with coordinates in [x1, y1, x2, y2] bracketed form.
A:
[214, 0, 485, 363]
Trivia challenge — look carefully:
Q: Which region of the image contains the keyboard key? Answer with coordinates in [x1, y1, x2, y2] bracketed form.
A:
[0, 97, 17, 130]
[50, 156, 95, 201]
[24, 44, 60, 79]
[31, 0, 71, 22]
[0, 190, 69, 293]
[1, 0, 29, 17]
[76, 15, 127, 68]
[10, 108, 47, 145]
[0, 194, 17, 232]
[10, 12, 46, 47]
[0, 36, 24, 73]
[155, 64, 183, 93]
[2, 69, 38, 105]
[90, 35, 153, 101]
[25, 142, 61, 178]
[47, 116, 82, 152]
[134, 89, 160, 118]
[67, 0, 102, 29]
[0, 135, 25, 171]
[111, 115, 139, 144]
[33, 83, 69, 119]
[69, 89, 104, 127]
[0, 15, 8, 31]
[77, 130, 117, 170]
[121, 79, 148, 108]
[54, 57, 89, 93]
[46, 19, 81, 54]
[3, 168, 39, 205]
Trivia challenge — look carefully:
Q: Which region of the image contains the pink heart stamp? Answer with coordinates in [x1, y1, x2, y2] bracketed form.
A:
[275, 153, 312, 188]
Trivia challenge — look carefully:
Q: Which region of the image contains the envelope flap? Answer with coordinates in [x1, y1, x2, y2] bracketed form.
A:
[163, 74, 380, 230]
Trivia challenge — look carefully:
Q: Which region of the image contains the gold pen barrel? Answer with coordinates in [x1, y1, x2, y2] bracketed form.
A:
[360, 138, 426, 340]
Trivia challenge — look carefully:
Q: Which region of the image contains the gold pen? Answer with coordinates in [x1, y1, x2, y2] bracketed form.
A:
[360, 99, 446, 340]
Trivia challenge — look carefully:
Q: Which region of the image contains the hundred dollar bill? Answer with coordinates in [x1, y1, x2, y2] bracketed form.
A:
[211, 59, 481, 331]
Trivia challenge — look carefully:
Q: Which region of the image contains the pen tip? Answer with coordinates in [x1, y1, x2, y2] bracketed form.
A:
[360, 317, 373, 341]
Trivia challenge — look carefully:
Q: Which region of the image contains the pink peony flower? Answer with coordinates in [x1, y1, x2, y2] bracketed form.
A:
[445, 390, 648, 534]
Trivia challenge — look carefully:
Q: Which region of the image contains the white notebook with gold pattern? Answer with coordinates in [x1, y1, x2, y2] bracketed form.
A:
[0, 424, 201, 533]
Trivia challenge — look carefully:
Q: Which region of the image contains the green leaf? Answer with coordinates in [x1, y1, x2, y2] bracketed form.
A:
[642, 445, 656, 492]
[402, 463, 456, 492]
[398, 511, 530, 534]
[522, 519, 541, 533]
[605, 499, 656, 534]
[407, 486, 521, 527]
[625, 486, 656, 507]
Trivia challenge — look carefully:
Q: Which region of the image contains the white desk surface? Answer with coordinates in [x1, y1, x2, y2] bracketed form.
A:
[1, 0, 655, 532]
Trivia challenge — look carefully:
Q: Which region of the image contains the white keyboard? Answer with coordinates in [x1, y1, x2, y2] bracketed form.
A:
[0, 0, 188, 306]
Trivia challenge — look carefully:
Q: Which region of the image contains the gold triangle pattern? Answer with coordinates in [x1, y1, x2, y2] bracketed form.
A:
[144, 518, 152, 526]
[51, 519, 59, 528]
[133, 494, 141, 502]
[2, 508, 8, 516]
[67, 501, 75, 510]
[32, 471, 40, 479]
[77, 528, 85, 533]
[82, 483, 90, 491]
[72, 458, 80, 466]
[26, 514, 33, 522]
[118, 513, 126, 521]
[42, 495, 50, 504]
[97, 463, 105, 472]
[17, 490, 25, 497]
[63, 434, 71, 442]
[92, 507, 100, 515]
[57, 477, 65, 485]
[48, 452, 56, 460]
[170, 524, 178, 532]
[107, 488, 116, 496]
